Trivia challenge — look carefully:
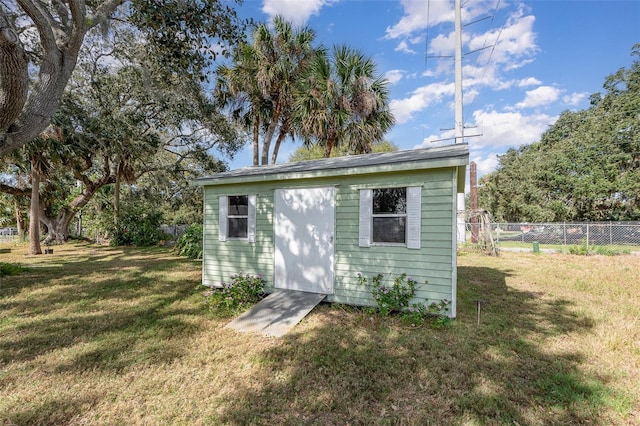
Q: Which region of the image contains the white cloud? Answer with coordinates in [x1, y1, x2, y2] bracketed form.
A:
[516, 85, 560, 109]
[470, 151, 500, 177]
[386, 0, 501, 40]
[503, 57, 535, 71]
[518, 77, 542, 87]
[471, 109, 556, 148]
[395, 40, 416, 54]
[463, 0, 509, 24]
[462, 63, 506, 90]
[494, 79, 515, 91]
[385, 69, 405, 85]
[469, 10, 538, 71]
[262, 0, 335, 25]
[464, 88, 480, 104]
[412, 129, 455, 148]
[385, 0, 453, 39]
[429, 32, 456, 57]
[410, 35, 424, 45]
[496, 14, 537, 61]
[412, 109, 555, 178]
[389, 81, 454, 124]
[563, 92, 588, 106]
[422, 69, 437, 78]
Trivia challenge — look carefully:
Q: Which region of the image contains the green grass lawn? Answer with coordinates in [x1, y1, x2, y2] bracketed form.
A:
[1, 242, 638, 425]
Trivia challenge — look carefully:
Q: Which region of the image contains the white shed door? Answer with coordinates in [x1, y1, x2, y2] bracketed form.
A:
[274, 187, 335, 294]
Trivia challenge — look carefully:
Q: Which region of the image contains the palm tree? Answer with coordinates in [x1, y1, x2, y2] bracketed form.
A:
[214, 43, 266, 166]
[215, 16, 318, 165]
[20, 128, 60, 255]
[294, 45, 395, 157]
[254, 16, 317, 165]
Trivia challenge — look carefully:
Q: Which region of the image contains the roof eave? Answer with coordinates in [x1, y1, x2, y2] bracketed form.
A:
[194, 154, 469, 187]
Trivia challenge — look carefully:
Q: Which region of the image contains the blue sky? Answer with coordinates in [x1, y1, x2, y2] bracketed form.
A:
[225, 0, 640, 179]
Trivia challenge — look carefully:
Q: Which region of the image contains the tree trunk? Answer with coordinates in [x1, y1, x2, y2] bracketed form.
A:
[261, 100, 282, 165]
[324, 134, 337, 158]
[41, 215, 74, 244]
[271, 124, 290, 164]
[14, 197, 27, 238]
[29, 164, 42, 255]
[0, 17, 29, 138]
[252, 112, 260, 166]
[114, 164, 122, 224]
[40, 179, 102, 244]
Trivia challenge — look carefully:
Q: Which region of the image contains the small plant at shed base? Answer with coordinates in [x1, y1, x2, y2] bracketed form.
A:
[357, 272, 451, 327]
[403, 300, 453, 329]
[206, 272, 266, 315]
[357, 272, 418, 316]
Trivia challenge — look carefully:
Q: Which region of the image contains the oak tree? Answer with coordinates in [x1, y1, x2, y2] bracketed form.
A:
[0, 0, 245, 157]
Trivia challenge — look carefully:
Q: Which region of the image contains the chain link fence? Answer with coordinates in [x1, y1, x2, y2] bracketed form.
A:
[159, 224, 188, 239]
[0, 227, 19, 244]
[0, 225, 188, 245]
[462, 221, 640, 252]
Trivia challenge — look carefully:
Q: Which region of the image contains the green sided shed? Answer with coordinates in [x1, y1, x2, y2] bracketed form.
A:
[195, 143, 469, 317]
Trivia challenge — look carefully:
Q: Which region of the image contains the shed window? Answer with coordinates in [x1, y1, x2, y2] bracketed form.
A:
[219, 195, 256, 242]
[359, 187, 421, 249]
[228, 196, 248, 238]
[372, 188, 406, 244]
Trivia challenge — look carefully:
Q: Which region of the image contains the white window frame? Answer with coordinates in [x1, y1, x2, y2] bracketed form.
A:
[228, 195, 249, 239]
[219, 195, 256, 242]
[372, 187, 407, 245]
[359, 186, 421, 249]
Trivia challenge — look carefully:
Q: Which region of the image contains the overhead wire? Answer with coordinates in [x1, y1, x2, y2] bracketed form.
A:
[480, 0, 507, 82]
[425, 0, 431, 67]
[486, 0, 501, 45]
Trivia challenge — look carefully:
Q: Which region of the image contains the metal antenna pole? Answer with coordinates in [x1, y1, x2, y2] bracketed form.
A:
[454, 0, 464, 144]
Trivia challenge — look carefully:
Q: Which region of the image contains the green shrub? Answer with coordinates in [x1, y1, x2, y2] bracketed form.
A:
[593, 245, 630, 255]
[357, 271, 451, 326]
[111, 209, 164, 247]
[567, 241, 630, 256]
[403, 300, 452, 328]
[0, 262, 28, 277]
[357, 272, 418, 316]
[206, 273, 266, 315]
[175, 224, 203, 259]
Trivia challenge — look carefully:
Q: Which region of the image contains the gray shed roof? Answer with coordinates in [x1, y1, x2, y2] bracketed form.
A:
[195, 143, 468, 186]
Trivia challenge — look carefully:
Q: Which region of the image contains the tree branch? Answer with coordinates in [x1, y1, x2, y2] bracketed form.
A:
[16, 0, 59, 53]
[1, 1, 89, 156]
[52, 0, 70, 29]
[0, 182, 30, 197]
[66, 0, 87, 51]
[89, 0, 125, 28]
[0, 11, 29, 134]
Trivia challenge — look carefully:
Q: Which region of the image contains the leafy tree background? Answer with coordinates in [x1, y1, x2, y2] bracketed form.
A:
[1, 20, 238, 250]
[0, 0, 246, 157]
[289, 140, 398, 162]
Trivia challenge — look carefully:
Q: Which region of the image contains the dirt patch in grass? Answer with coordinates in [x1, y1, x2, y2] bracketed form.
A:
[1, 243, 638, 425]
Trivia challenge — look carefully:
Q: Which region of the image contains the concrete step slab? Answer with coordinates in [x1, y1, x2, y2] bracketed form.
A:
[225, 289, 326, 338]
